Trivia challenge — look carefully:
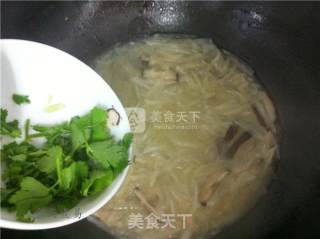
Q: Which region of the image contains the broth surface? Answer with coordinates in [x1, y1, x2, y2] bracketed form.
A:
[93, 35, 278, 239]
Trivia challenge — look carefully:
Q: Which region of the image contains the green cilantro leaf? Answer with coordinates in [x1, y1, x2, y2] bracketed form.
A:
[8, 177, 52, 222]
[88, 140, 128, 175]
[1, 188, 16, 207]
[12, 94, 31, 105]
[0, 108, 21, 138]
[54, 193, 81, 212]
[37, 146, 63, 174]
[9, 154, 27, 162]
[69, 113, 93, 152]
[60, 161, 88, 191]
[90, 107, 109, 141]
[1, 108, 8, 122]
[1, 142, 36, 162]
[32, 123, 72, 153]
[120, 132, 133, 149]
[81, 169, 113, 196]
[70, 121, 87, 153]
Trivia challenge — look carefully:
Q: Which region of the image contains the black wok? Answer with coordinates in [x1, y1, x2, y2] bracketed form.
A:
[1, 1, 320, 239]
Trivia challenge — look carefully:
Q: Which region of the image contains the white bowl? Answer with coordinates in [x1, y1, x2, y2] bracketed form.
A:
[0, 39, 131, 230]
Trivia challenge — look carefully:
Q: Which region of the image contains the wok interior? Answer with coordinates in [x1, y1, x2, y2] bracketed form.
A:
[2, 1, 320, 238]
[93, 35, 279, 238]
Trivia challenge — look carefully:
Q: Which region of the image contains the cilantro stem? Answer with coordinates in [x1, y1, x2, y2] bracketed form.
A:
[49, 181, 59, 192]
[22, 167, 36, 177]
[28, 150, 46, 157]
[27, 133, 46, 139]
[56, 156, 62, 189]
[24, 119, 30, 142]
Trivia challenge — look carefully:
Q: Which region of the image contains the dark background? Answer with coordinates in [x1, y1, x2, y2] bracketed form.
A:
[1, 1, 320, 239]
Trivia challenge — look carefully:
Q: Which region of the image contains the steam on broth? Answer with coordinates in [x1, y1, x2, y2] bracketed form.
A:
[93, 35, 279, 239]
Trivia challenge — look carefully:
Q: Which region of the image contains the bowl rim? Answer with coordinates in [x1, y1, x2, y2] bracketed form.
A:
[0, 39, 131, 230]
